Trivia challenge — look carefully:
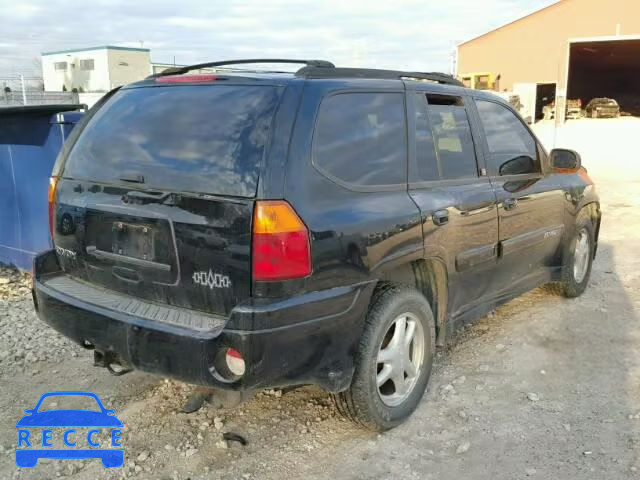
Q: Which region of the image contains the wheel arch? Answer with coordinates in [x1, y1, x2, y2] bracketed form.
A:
[375, 257, 449, 346]
[576, 201, 601, 257]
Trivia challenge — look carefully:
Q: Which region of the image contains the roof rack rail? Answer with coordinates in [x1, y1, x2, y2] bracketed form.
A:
[150, 59, 335, 78]
[295, 67, 464, 86]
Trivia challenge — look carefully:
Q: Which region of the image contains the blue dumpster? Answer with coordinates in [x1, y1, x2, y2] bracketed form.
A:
[0, 105, 84, 271]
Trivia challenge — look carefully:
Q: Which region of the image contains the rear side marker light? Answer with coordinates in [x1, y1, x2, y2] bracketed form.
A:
[155, 74, 218, 83]
[48, 176, 59, 238]
[252, 201, 311, 281]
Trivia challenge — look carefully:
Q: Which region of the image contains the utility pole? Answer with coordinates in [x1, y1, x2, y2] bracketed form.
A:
[20, 74, 27, 105]
[450, 43, 458, 76]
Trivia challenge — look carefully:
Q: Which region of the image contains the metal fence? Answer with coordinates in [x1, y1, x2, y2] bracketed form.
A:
[1, 90, 79, 106]
[0, 75, 42, 91]
[0, 76, 78, 106]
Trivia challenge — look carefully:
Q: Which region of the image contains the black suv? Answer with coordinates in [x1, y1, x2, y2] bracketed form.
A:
[33, 59, 601, 430]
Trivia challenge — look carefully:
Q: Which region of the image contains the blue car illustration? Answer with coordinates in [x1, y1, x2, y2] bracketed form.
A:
[16, 391, 123, 468]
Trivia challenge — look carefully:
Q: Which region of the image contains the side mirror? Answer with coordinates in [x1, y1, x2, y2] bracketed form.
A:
[550, 148, 581, 172]
[24, 409, 33, 414]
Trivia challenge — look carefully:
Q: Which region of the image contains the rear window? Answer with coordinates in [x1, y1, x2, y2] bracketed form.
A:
[63, 85, 281, 197]
[313, 92, 406, 187]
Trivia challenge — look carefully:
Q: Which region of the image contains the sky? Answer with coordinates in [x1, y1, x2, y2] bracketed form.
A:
[0, 0, 558, 78]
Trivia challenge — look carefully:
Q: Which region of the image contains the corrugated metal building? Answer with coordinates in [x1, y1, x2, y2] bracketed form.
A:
[457, 0, 640, 121]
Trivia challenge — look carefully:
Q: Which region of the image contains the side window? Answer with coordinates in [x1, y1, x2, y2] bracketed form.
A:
[413, 93, 439, 181]
[426, 94, 479, 180]
[314, 92, 406, 186]
[475, 99, 539, 175]
[80, 59, 95, 71]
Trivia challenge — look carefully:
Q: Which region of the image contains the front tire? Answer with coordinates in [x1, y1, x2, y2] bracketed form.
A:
[333, 285, 435, 431]
[549, 213, 595, 298]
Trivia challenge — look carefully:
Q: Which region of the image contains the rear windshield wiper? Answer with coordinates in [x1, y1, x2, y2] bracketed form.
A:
[119, 174, 145, 184]
[122, 190, 177, 205]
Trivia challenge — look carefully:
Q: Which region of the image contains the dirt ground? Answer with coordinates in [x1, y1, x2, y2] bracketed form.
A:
[1, 118, 639, 479]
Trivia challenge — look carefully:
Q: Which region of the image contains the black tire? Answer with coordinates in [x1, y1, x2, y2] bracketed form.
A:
[547, 212, 595, 298]
[333, 285, 435, 431]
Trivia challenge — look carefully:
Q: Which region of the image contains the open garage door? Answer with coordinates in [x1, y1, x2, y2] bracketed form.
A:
[567, 39, 640, 117]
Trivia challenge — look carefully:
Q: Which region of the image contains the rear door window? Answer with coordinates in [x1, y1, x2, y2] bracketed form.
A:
[313, 92, 407, 187]
[424, 94, 479, 180]
[413, 93, 440, 182]
[63, 85, 282, 197]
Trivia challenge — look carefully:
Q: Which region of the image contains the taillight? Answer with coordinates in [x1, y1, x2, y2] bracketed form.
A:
[252, 201, 311, 281]
[48, 176, 59, 239]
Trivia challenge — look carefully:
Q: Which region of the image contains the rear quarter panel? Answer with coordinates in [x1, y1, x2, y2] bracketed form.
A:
[272, 79, 424, 298]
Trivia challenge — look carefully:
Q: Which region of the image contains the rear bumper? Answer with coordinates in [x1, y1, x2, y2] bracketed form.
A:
[593, 108, 619, 117]
[33, 251, 373, 393]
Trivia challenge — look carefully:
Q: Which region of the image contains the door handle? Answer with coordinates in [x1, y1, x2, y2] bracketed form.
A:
[503, 198, 518, 211]
[432, 209, 449, 226]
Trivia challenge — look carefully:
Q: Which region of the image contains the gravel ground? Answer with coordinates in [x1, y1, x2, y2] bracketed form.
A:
[1, 120, 639, 479]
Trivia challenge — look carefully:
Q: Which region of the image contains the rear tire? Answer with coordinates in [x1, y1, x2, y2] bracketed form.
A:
[333, 285, 435, 431]
[547, 212, 595, 298]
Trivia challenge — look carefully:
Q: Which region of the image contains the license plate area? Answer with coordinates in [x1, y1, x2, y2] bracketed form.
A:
[84, 209, 178, 285]
[112, 222, 155, 261]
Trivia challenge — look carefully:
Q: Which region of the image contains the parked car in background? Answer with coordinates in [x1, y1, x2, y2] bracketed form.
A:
[585, 98, 620, 118]
[542, 99, 582, 120]
[33, 59, 601, 431]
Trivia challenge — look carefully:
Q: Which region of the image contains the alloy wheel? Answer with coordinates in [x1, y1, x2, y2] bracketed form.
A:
[573, 228, 590, 284]
[376, 312, 425, 407]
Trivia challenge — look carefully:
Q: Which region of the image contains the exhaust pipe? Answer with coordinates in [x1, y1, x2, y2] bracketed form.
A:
[94, 350, 132, 376]
[107, 362, 132, 376]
